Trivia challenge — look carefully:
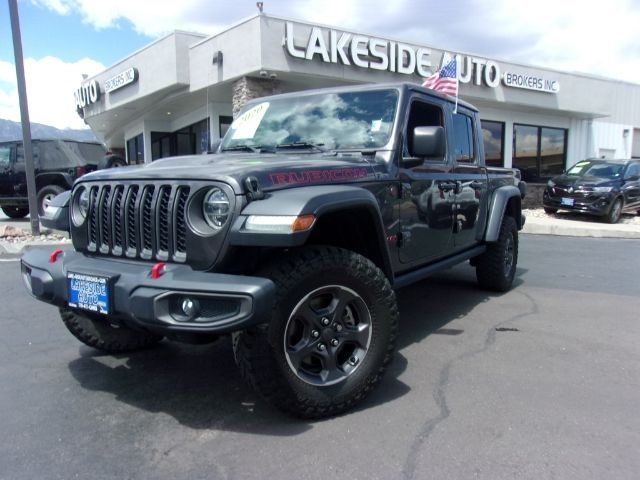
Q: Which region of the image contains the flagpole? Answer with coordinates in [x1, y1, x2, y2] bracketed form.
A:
[454, 55, 459, 114]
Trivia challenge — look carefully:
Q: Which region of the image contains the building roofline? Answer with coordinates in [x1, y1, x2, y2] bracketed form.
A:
[87, 30, 207, 81]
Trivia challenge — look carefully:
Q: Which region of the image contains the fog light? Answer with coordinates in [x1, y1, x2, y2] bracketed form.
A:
[181, 298, 200, 319]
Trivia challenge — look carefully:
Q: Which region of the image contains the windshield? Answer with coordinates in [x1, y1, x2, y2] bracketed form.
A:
[566, 160, 624, 178]
[220, 89, 399, 152]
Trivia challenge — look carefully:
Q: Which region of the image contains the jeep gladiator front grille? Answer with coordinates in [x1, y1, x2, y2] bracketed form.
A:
[85, 183, 190, 263]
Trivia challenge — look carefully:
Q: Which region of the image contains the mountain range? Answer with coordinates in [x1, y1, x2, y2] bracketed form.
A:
[0, 118, 98, 143]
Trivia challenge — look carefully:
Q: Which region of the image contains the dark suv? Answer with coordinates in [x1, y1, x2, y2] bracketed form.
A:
[543, 159, 640, 223]
[0, 139, 105, 218]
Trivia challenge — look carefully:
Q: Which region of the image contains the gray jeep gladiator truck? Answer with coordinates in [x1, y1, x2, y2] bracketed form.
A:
[21, 83, 525, 418]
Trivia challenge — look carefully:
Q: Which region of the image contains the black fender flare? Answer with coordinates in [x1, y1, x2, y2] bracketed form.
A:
[229, 185, 393, 278]
[484, 185, 523, 242]
[35, 172, 74, 190]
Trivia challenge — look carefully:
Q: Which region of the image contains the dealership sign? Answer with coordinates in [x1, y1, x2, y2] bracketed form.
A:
[104, 67, 138, 94]
[74, 80, 100, 109]
[284, 22, 559, 94]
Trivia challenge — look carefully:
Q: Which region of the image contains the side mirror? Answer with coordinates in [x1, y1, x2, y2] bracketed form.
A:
[624, 174, 640, 181]
[40, 190, 70, 233]
[412, 126, 445, 159]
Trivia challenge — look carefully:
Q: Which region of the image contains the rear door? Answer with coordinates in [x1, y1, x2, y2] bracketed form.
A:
[0, 143, 14, 197]
[450, 109, 486, 249]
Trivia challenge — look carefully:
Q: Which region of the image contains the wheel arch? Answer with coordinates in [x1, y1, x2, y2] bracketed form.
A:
[484, 186, 523, 242]
[35, 173, 73, 190]
[229, 185, 394, 280]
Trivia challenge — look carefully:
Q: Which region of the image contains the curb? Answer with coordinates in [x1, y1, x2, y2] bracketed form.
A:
[0, 240, 72, 256]
[522, 217, 640, 239]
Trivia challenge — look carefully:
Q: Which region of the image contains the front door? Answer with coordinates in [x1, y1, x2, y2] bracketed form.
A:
[399, 97, 454, 265]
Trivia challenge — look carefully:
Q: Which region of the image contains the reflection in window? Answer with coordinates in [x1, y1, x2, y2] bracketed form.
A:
[126, 134, 144, 164]
[513, 124, 566, 182]
[222, 89, 399, 152]
[540, 128, 566, 178]
[452, 113, 474, 162]
[481, 120, 504, 167]
[0, 146, 10, 168]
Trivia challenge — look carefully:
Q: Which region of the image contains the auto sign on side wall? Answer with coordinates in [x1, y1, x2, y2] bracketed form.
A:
[104, 68, 138, 94]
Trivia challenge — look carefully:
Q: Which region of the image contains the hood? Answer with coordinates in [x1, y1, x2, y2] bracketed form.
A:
[552, 174, 620, 189]
[77, 152, 388, 194]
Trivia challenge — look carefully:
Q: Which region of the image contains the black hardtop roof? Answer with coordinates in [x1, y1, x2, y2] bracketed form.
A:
[0, 138, 103, 146]
[243, 82, 478, 112]
[578, 158, 637, 164]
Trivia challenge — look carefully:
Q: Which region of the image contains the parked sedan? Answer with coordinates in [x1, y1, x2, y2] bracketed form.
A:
[543, 159, 640, 223]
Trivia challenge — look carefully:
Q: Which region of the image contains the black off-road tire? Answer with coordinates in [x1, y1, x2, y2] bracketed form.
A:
[475, 215, 518, 292]
[605, 198, 623, 224]
[1, 206, 29, 218]
[232, 246, 398, 419]
[543, 207, 557, 215]
[60, 308, 162, 353]
[37, 185, 65, 217]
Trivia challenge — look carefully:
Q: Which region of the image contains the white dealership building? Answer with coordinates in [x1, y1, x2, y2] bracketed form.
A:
[74, 13, 640, 183]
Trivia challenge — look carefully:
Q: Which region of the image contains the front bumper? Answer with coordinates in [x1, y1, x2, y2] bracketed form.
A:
[21, 249, 275, 335]
[542, 188, 614, 216]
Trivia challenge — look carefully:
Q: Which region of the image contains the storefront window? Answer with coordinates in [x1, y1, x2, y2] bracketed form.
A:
[151, 118, 210, 160]
[513, 124, 566, 182]
[126, 134, 144, 164]
[219, 116, 233, 139]
[481, 120, 504, 167]
[540, 127, 566, 178]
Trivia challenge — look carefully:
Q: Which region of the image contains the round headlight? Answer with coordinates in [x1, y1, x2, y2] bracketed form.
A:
[72, 187, 90, 226]
[203, 187, 230, 229]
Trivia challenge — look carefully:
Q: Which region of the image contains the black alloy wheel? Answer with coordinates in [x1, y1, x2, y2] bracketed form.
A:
[606, 198, 623, 224]
[284, 285, 372, 386]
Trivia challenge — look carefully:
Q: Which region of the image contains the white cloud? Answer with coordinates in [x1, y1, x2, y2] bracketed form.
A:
[0, 56, 105, 129]
[28, 0, 640, 83]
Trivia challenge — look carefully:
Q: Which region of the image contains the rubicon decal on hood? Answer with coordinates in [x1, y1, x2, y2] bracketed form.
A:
[269, 167, 369, 185]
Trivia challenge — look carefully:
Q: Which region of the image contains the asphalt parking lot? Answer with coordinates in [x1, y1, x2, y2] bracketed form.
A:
[1, 234, 639, 480]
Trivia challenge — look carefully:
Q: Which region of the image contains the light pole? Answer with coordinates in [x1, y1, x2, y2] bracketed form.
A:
[8, 0, 40, 235]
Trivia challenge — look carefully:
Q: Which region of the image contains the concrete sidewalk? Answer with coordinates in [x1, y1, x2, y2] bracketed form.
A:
[522, 209, 640, 239]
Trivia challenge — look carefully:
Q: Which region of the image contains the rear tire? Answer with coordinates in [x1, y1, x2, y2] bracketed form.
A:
[60, 308, 162, 353]
[476, 215, 518, 292]
[543, 207, 557, 215]
[1, 206, 28, 218]
[37, 185, 65, 217]
[232, 246, 398, 419]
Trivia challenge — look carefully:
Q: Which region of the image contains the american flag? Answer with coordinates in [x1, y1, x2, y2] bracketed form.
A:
[422, 56, 458, 97]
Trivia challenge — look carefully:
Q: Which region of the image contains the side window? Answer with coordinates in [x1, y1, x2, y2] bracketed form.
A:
[405, 100, 444, 159]
[0, 146, 11, 169]
[626, 163, 640, 177]
[16, 145, 24, 163]
[452, 112, 475, 163]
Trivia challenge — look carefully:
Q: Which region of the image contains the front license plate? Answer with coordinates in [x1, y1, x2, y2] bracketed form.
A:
[561, 197, 574, 206]
[68, 272, 110, 314]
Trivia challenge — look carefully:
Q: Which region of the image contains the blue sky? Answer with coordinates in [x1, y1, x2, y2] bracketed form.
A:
[1, 0, 639, 130]
[0, 1, 149, 66]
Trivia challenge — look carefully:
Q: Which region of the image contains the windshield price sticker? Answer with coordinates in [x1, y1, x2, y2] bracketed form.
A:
[231, 102, 270, 140]
[68, 272, 110, 314]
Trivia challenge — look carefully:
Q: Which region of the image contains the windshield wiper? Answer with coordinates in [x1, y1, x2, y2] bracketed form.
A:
[221, 144, 260, 153]
[274, 142, 327, 152]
